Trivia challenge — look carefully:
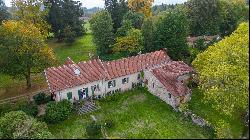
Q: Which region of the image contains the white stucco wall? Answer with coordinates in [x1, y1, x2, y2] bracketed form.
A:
[54, 72, 142, 102]
[104, 72, 141, 94]
[54, 80, 104, 102]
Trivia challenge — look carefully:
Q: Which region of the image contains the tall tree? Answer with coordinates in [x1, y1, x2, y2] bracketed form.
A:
[104, 0, 129, 32]
[192, 22, 249, 118]
[153, 7, 189, 60]
[0, 0, 10, 23]
[45, 0, 85, 42]
[11, 0, 50, 37]
[90, 10, 115, 56]
[186, 0, 221, 36]
[122, 10, 144, 29]
[0, 20, 56, 88]
[141, 16, 154, 52]
[113, 28, 143, 56]
[0, 111, 53, 139]
[128, 0, 154, 17]
[219, 0, 249, 36]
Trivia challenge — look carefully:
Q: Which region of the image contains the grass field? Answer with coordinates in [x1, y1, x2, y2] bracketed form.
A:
[188, 88, 245, 138]
[47, 22, 96, 64]
[48, 88, 214, 139]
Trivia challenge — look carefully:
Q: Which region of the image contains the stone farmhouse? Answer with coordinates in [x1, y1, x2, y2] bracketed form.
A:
[44, 50, 194, 108]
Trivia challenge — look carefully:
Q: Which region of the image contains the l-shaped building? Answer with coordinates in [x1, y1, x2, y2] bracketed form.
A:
[44, 50, 194, 108]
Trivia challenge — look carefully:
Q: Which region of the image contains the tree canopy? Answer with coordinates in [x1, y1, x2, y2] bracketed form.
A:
[192, 22, 249, 117]
[45, 0, 85, 42]
[90, 10, 115, 56]
[186, 0, 221, 36]
[0, 20, 56, 88]
[128, 0, 154, 17]
[105, 0, 129, 32]
[11, 0, 50, 37]
[113, 28, 143, 55]
[122, 10, 144, 29]
[0, 0, 10, 23]
[153, 7, 189, 60]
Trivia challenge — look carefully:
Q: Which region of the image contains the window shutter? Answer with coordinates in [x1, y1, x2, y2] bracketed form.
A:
[67, 92, 72, 100]
[113, 80, 116, 87]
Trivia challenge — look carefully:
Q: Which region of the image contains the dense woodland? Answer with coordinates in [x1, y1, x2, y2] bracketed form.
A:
[0, 0, 249, 139]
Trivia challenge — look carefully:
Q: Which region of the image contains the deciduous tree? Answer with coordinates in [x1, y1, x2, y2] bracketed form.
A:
[113, 28, 143, 55]
[219, 0, 249, 36]
[153, 7, 189, 60]
[11, 0, 50, 37]
[0, 20, 56, 88]
[185, 0, 221, 36]
[90, 10, 115, 56]
[105, 0, 129, 32]
[128, 0, 154, 17]
[122, 10, 144, 29]
[115, 19, 133, 37]
[141, 16, 154, 52]
[192, 22, 249, 117]
[0, 0, 10, 23]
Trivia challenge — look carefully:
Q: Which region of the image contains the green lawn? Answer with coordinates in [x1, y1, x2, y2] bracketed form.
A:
[188, 87, 245, 138]
[47, 34, 96, 65]
[48, 88, 214, 139]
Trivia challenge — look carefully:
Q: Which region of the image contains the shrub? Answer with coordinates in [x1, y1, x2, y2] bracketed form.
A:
[0, 103, 12, 117]
[17, 101, 38, 117]
[0, 100, 38, 117]
[104, 119, 114, 129]
[44, 100, 73, 124]
[33, 92, 51, 105]
[0, 111, 53, 139]
[85, 121, 102, 139]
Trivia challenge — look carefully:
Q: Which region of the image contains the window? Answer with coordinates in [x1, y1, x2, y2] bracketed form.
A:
[108, 80, 116, 88]
[137, 74, 141, 80]
[91, 84, 100, 91]
[122, 77, 129, 84]
[67, 92, 72, 100]
[168, 93, 171, 98]
[98, 95, 101, 99]
[152, 83, 155, 88]
[107, 91, 111, 95]
[82, 88, 88, 95]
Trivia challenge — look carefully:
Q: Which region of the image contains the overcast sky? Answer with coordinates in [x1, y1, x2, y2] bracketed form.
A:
[4, 0, 187, 8]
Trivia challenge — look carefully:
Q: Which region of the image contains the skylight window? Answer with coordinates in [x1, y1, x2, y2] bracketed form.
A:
[74, 68, 81, 75]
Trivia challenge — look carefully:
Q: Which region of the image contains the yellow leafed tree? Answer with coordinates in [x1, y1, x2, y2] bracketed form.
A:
[128, 0, 154, 17]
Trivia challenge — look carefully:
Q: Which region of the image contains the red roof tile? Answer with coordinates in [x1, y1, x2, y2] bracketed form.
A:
[45, 59, 106, 92]
[103, 50, 170, 80]
[45, 50, 172, 92]
[151, 61, 194, 97]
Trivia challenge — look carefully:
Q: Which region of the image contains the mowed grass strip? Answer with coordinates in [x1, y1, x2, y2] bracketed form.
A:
[49, 88, 213, 139]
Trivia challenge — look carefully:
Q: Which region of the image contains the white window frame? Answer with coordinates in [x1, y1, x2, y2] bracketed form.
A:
[108, 80, 116, 88]
[122, 77, 129, 84]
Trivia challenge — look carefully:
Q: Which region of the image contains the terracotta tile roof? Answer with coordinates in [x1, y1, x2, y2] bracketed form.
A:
[151, 61, 194, 97]
[65, 57, 74, 65]
[103, 50, 171, 80]
[44, 50, 171, 92]
[45, 59, 107, 92]
[187, 35, 219, 44]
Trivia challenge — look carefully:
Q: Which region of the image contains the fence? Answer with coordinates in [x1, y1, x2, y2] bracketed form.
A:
[0, 89, 50, 105]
